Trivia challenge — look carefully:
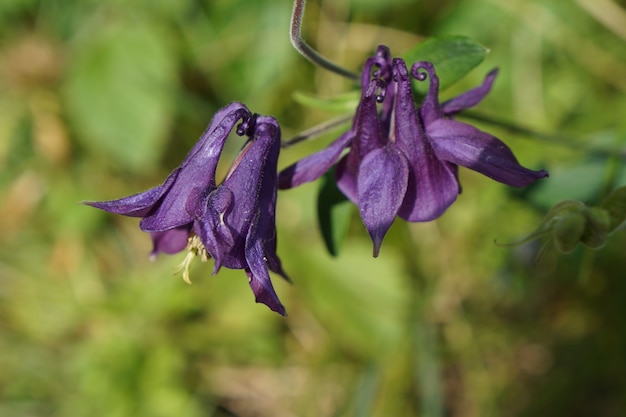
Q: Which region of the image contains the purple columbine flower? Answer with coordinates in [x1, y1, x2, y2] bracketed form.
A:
[279, 45, 548, 256]
[85, 102, 289, 315]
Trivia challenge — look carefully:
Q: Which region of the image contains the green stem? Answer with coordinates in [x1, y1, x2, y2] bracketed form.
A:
[281, 114, 352, 148]
[290, 0, 360, 81]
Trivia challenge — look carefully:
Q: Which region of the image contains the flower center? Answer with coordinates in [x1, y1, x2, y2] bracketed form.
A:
[174, 234, 210, 284]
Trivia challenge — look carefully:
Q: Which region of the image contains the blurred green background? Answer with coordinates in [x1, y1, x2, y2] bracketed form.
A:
[1, 0, 626, 416]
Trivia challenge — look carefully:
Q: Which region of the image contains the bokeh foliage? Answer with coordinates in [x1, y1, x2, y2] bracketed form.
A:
[1, 0, 626, 416]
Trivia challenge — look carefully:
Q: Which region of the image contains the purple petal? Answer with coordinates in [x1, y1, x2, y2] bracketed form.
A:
[441, 69, 498, 115]
[217, 117, 284, 273]
[398, 160, 460, 222]
[194, 187, 236, 273]
[335, 77, 391, 204]
[357, 145, 409, 257]
[391, 59, 422, 163]
[180, 102, 251, 172]
[149, 226, 191, 258]
[83, 169, 179, 217]
[140, 103, 251, 232]
[411, 61, 444, 126]
[243, 117, 287, 315]
[391, 60, 460, 221]
[427, 119, 548, 187]
[253, 118, 290, 283]
[245, 269, 286, 316]
[221, 133, 272, 236]
[278, 130, 353, 189]
[335, 154, 358, 203]
[353, 78, 387, 156]
[245, 210, 286, 316]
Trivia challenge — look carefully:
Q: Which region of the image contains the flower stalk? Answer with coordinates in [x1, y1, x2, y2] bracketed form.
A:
[290, 0, 360, 81]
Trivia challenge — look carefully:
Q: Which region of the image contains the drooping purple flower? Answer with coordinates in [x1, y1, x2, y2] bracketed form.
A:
[279, 45, 548, 256]
[85, 102, 289, 315]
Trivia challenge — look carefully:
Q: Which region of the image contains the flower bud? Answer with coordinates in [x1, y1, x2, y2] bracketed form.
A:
[552, 209, 586, 253]
[579, 207, 610, 249]
[497, 200, 612, 254]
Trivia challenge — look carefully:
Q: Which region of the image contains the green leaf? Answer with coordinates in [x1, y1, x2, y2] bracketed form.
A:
[64, 20, 177, 172]
[293, 90, 359, 113]
[317, 168, 354, 256]
[402, 35, 489, 94]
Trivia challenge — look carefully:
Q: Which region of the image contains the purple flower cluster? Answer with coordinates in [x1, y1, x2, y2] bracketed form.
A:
[279, 45, 547, 256]
[86, 103, 288, 315]
[87, 46, 547, 314]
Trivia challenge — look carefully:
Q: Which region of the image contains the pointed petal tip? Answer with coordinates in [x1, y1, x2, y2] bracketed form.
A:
[83, 199, 123, 214]
[81, 200, 109, 210]
[245, 268, 287, 316]
[363, 221, 392, 259]
[365, 224, 388, 258]
[254, 293, 287, 315]
[508, 168, 549, 187]
[372, 241, 382, 258]
[86, 196, 159, 219]
[260, 299, 287, 316]
[535, 168, 550, 180]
